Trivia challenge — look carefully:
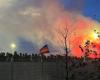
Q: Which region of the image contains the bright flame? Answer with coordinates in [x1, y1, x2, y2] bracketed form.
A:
[90, 31, 98, 41]
[93, 32, 98, 39]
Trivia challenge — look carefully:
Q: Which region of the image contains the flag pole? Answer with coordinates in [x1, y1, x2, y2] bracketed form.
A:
[39, 44, 49, 80]
[40, 53, 43, 80]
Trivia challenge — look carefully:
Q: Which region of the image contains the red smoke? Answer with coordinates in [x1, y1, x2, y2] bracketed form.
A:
[53, 15, 100, 58]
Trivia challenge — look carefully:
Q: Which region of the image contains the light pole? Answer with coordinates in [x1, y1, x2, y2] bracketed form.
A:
[10, 43, 16, 80]
[10, 43, 16, 54]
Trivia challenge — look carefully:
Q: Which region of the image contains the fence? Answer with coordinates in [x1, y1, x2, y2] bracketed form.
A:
[0, 62, 66, 80]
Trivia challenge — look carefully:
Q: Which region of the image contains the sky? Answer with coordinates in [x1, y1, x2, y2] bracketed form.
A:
[0, 0, 100, 57]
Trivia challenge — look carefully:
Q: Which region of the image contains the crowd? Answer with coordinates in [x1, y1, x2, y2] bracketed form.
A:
[0, 51, 65, 62]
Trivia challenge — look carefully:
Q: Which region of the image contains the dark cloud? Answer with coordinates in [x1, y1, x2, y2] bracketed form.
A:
[17, 37, 39, 54]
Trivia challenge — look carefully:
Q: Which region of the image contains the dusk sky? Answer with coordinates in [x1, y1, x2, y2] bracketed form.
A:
[0, 0, 100, 57]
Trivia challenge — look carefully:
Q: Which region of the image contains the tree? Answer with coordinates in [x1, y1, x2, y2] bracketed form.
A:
[79, 40, 98, 62]
[56, 24, 77, 80]
[57, 26, 71, 80]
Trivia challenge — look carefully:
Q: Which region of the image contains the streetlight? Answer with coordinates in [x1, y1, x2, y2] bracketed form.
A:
[10, 43, 16, 49]
[10, 43, 16, 80]
[10, 43, 16, 54]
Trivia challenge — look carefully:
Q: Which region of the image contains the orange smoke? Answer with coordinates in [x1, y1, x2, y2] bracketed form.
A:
[52, 14, 100, 58]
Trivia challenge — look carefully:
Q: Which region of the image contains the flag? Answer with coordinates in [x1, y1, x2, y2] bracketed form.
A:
[40, 45, 49, 54]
